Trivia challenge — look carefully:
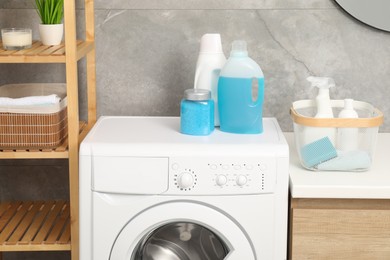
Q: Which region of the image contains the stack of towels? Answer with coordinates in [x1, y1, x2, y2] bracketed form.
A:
[0, 94, 60, 106]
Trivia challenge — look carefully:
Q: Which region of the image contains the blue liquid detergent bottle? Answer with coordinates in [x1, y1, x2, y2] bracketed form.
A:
[218, 40, 264, 134]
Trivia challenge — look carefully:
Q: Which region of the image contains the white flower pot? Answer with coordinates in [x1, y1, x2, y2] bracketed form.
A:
[39, 24, 63, 45]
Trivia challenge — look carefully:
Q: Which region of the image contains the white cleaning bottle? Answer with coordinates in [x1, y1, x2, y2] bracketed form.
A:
[194, 34, 226, 126]
[308, 76, 335, 118]
[304, 76, 336, 145]
[337, 99, 359, 151]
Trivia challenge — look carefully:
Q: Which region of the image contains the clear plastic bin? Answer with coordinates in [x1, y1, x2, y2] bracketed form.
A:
[290, 99, 383, 171]
[0, 83, 67, 149]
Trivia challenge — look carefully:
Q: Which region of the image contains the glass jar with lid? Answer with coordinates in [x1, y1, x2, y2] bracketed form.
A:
[180, 89, 214, 136]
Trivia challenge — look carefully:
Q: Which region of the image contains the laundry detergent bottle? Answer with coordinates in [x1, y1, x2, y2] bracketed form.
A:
[194, 33, 226, 126]
[218, 40, 264, 134]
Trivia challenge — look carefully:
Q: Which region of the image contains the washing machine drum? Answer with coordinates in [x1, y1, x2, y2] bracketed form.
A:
[132, 222, 229, 260]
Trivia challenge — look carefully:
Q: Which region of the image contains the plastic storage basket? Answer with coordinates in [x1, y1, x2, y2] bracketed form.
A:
[290, 99, 383, 171]
[0, 83, 68, 149]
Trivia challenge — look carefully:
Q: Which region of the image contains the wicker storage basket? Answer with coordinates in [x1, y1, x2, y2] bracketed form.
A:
[290, 99, 383, 171]
[0, 83, 67, 149]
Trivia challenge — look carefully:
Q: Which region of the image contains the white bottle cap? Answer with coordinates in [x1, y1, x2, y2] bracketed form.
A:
[307, 76, 335, 89]
[230, 40, 248, 57]
[344, 99, 354, 110]
[338, 99, 358, 118]
[199, 34, 223, 54]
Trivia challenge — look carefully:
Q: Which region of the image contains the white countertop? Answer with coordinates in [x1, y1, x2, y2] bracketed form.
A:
[285, 132, 390, 199]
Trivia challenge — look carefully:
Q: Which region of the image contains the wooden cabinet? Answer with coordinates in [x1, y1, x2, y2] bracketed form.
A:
[289, 198, 390, 260]
[0, 1, 96, 259]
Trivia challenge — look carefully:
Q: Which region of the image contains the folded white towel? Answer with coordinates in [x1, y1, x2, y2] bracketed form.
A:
[0, 94, 60, 106]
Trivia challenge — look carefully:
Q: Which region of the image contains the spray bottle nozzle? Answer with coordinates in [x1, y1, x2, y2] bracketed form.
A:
[307, 76, 335, 89]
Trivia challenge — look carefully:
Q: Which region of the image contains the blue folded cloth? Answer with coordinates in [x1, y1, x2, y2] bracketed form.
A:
[317, 150, 371, 171]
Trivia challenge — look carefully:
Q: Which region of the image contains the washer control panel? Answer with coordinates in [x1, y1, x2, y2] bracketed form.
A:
[169, 157, 276, 195]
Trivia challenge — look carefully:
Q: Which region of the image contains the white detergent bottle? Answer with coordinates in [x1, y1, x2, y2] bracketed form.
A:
[304, 76, 336, 145]
[194, 33, 226, 126]
[337, 99, 359, 151]
[218, 40, 264, 134]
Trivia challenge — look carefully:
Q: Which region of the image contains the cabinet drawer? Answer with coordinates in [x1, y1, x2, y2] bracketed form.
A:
[290, 199, 390, 260]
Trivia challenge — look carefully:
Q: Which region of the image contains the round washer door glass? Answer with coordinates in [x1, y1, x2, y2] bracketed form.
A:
[132, 222, 228, 260]
[109, 202, 256, 259]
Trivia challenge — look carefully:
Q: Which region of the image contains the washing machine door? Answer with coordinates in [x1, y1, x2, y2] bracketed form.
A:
[110, 202, 255, 260]
[132, 222, 228, 260]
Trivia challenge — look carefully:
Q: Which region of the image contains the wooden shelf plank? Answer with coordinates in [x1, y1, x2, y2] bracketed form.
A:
[58, 221, 71, 245]
[0, 201, 71, 252]
[76, 41, 95, 61]
[0, 202, 33, 244]
[9, 42, 42, 56]
[0, 41, 94, 63]
[45, 204, 70, 244]
[32, 202, 66, 245]
[0, 202, 22, 238]
[19, 202, 55, 245]
[7, 202, 44, 245]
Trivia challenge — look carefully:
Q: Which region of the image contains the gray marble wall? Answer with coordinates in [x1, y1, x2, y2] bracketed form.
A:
[1, 0, 390, 259]
[1, 0, 389, 131]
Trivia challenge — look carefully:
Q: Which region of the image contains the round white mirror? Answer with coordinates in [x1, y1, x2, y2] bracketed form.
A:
[335, 0, 390, 32]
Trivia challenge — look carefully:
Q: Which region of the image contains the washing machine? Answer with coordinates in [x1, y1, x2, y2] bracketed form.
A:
[79, 116, 289, 260]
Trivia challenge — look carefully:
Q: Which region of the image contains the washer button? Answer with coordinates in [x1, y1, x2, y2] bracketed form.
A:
[259, 163, 267, 171]
[171, 163, 179, 170]
[236, 175, 247, 186]
[245, 164, 253, 170]
[210, 164, 218, 170]
[222, 164, 230, 170]
[177, 173, 194, 189]
[216, 175, 228, 186]
[234, 165, 241, 170]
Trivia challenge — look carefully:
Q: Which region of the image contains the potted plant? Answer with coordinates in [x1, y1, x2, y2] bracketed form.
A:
[34, 0, 64, 45]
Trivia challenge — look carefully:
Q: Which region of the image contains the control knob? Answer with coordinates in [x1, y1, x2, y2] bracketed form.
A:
[215, 174, 227, 186]
[177, 172, 194, 189]
[236, 175, 247, 186]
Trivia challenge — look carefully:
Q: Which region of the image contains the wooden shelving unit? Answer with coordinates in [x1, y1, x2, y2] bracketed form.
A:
[0, 41, 94, 63]
[0, 0, 96, 259]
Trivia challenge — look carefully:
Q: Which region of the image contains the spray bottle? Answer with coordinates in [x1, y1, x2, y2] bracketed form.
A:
[303, 76, 336, 145]
[194, 34, 226, 126]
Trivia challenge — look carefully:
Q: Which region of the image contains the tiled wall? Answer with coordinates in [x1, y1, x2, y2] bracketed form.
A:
[1, 0, 390, 259]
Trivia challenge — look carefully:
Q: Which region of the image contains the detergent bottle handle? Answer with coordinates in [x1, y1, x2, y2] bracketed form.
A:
[251, 77, 259, 103]
[251, 77, 265, 107]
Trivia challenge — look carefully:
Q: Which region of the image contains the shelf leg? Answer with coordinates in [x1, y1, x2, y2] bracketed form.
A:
[64, 0, 80, 259]
[85, 0, 97, 127]
[86, 48, 97, 127]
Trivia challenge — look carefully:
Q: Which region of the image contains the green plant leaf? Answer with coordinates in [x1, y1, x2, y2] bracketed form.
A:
[33, 0, 63, 24]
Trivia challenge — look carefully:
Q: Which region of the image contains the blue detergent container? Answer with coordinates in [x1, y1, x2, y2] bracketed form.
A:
[218, 40, 264, 134]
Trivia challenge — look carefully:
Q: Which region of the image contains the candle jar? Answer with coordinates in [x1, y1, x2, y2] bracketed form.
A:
[180, 89, 214, 136]
[1, 28, 32, 50]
